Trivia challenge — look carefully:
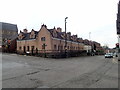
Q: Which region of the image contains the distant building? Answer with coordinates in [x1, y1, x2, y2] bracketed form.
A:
[0, 22, 18, 52]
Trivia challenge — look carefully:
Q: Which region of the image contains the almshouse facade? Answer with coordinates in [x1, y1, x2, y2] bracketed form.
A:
[17, 24, 104, 57]
[17, 24, 85, 54]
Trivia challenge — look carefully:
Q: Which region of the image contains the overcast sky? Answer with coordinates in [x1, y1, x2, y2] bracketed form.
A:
[0, 0, 119, 48]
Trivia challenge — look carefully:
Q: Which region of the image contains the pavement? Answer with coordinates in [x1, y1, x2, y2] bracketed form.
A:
[1, 53, 119, 88]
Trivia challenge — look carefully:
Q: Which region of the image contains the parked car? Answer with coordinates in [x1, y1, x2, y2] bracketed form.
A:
[105, 53, 113, 58]
[26, 51, 30, 55]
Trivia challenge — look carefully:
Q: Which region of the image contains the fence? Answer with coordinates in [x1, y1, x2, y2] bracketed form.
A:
[17, 50, 88, 58]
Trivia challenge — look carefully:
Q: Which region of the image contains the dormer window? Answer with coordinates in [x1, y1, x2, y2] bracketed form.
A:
[53, 31, 57, 38]
[30, 30, 35, 39]
[30, 34, 35, 39]
[18, 33, 24, 40]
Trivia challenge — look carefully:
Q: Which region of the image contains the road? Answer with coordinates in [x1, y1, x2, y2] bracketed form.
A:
[1, 53, 118, 88]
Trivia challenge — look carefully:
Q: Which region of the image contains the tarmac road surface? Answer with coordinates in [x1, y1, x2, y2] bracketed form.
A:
[1, 53, 118, 88]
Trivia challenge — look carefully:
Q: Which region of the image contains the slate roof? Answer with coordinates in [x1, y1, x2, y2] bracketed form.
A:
[22, 33, 31, 40]
[19, 27, 85, 44]
[18, 25, 103, 49]
[0, 22, 18, 31]
[56, 32, 65, 39]
[19, 31, 39, 40]
[47, 29, 54, 37]
[48, 29, 64, 39]
[47, 29, 81, 42]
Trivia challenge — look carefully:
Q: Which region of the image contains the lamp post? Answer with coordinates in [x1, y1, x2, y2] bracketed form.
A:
[65, 17, 68, 57]
[89, 32, 91, 40]
[43, 43, 47, 57]
[89, 32, 92, 53]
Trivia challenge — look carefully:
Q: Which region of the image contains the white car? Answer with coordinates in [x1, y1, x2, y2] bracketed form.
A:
[105, 53, 113, 58]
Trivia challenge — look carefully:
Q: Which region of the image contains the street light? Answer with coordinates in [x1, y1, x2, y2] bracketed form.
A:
[89, 32, 92, 55]
[65, 17, 68, 57]
[89, 32, 91, 40]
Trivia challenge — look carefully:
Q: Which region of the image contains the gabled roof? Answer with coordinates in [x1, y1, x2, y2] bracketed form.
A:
[22, 33, 31, 40]
[48, 29, 64, 39]
[47, 29, 54, 37]
[18, 24, 102, 47]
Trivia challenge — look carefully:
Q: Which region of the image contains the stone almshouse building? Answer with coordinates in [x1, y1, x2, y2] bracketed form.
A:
[17, 24, 103, 57]
[17, 24, 85, 54]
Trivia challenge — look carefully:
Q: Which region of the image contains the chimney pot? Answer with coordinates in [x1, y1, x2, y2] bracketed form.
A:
[23, 29, 28, 33]
[57, 27, 62, 32]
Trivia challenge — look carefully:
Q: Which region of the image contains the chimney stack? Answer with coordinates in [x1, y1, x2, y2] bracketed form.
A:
[73, 35, 77, 39]
[67, 32, 71, 40]
[75, 35, 77, 38]
[67, 32, 71, 36]
[23, 29, 28, 33]
[57, 27, 62, 32]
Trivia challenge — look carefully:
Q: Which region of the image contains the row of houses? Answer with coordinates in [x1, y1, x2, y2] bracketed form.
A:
[0, 22, 104, 57]
[17, 24, 104, 57]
